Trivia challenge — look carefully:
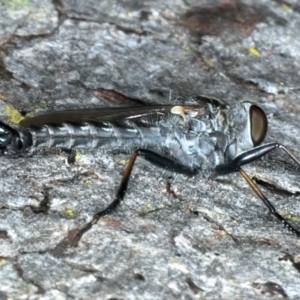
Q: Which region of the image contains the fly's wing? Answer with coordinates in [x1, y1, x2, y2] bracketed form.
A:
[20, 106, 172, 126]
[19, 100, 222, 127]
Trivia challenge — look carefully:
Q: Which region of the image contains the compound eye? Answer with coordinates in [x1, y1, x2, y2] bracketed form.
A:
[250, 105, 268, 146]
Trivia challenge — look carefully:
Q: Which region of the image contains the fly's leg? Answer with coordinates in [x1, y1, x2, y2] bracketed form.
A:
[138, 149, 197, 176]
[72, 149, 197, 246]
[72, 150, 139, 245]
[215, 143, 300, 174]
[238, 167, 300, 237]
[215, 142, 300, 236]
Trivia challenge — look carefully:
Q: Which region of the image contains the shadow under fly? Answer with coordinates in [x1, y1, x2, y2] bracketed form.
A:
[1, 95, 300, 244]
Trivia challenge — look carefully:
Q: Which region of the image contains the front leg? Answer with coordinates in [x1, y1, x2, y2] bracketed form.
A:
[215, 142, 300, 236]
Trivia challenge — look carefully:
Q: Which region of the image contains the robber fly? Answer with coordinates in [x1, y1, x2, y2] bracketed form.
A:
[1, 95, 299, 241]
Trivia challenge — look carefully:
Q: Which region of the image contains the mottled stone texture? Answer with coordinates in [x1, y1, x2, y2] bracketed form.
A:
[0, 0, 300, 299]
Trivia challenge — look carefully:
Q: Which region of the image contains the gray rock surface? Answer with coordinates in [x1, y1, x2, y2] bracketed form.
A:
[0, 0, 300, 299]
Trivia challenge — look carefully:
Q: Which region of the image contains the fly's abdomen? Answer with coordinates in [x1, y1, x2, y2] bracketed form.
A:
[27, 121, 147, 149]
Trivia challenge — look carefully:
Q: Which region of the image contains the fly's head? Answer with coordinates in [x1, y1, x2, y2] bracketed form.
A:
[241, 102, 268, 148]
[226, 102, 268, 161]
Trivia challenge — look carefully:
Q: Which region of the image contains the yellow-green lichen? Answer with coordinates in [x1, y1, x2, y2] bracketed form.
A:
[63, 209, 75, 218]
[2, 0, 33, 11]
[281, 3, 292, 12]
[248, 47, 261, 57]
[83, 179, 92, 186]
[74, 152, 81, 161]
[120, 159, 127, 165]
[0, 258, 6, 266]
[4, 105, 24, 124]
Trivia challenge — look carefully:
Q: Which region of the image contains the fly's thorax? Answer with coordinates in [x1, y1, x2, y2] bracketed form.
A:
[181, 103, 229, 134]
[165, 104, 233, 171]
[225, 102, 268, 162]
